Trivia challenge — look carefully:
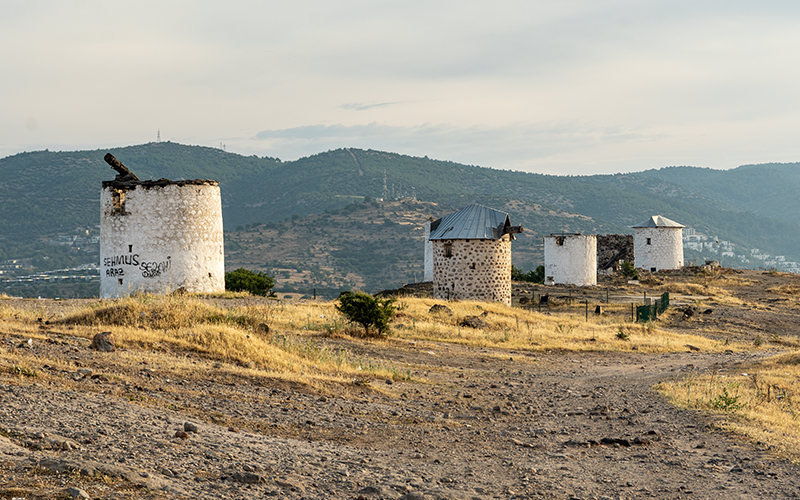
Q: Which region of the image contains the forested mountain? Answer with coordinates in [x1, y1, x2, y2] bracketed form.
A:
[1, 142, 799, 297]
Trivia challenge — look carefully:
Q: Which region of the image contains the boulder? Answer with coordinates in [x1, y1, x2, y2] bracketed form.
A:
[429, 304, 453, 316]
[459, 316, 488, 329]
[90, 332, 115, 352]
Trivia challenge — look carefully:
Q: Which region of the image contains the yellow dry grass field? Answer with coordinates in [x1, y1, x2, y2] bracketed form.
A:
[393, 298, 734, 353]
[658, 351, 800, 461]
[0, 296, 407, 389]
[1, 293, 742, 392]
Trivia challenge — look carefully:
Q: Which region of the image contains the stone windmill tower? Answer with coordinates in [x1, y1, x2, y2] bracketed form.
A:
[428, 204, 522, 305]
[632, 215, 684, 272]
[99, 154, 225, 298]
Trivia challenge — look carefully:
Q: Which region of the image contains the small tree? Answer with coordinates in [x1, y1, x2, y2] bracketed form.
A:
[335, 291, 397, 337]
[621, 261, 638, 280]
[225, 268, 275, 296]
[528, 265, 545, 284]
[512, 264, 545, 284]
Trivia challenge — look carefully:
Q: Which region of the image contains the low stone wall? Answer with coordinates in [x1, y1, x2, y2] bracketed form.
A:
[597, 234, 634, 271]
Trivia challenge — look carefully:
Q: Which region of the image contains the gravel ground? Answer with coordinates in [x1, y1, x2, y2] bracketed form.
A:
[3, 269, 800, 499]
[1, 334, 799, 499]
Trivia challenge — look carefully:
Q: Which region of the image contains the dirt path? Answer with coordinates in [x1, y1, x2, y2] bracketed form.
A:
[2, 329, 798, 499]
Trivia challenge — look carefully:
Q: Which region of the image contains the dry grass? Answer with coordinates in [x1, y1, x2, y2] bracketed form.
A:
[658, 351, 800, 461]
[390, 298, 734, 353]
[767, 284, 800, 297]
[5, 296, 404, 387]
[0, 293, 746, 393]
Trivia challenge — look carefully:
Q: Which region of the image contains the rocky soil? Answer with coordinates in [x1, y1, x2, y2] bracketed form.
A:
[3, 270, 800, 499]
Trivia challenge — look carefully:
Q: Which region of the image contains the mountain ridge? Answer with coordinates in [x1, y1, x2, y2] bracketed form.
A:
[1, 142, 799, 297]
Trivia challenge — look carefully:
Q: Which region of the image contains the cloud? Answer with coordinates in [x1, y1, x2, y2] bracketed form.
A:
[246, 121, 664, 174]
[340, 102, 404, 111]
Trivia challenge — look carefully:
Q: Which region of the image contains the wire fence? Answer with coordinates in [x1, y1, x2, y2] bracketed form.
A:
[514, 285, 671, 323]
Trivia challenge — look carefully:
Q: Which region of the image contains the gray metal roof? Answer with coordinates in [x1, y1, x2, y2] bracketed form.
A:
[632, 215, 685, 228]
[429, 204, 512, 240]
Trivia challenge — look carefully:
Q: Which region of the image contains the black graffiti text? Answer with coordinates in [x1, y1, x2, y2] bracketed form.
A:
[103, 253, 139, 268]
[140, 256, 171, 279]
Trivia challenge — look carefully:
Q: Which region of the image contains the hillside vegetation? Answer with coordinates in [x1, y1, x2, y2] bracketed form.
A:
[2, 142, 800, 296]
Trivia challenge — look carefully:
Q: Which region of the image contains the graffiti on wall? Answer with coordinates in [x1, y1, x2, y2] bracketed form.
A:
[103, 253, 139, 277]
[140, 257, 171, 279]
[102, 252, 172, 280]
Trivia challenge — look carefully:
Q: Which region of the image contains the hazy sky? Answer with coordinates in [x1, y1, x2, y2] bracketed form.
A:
[2, 0, 800, 174]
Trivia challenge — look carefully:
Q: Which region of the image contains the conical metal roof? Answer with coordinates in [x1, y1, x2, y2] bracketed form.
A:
[429, 204, 512, 240]
[632, 215, 685, 228]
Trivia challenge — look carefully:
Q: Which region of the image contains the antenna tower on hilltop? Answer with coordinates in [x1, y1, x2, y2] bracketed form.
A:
[156, 129, 161, 143]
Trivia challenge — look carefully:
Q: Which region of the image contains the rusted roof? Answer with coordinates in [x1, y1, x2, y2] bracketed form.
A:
[429, 204, 515, 240]
[632, 215, 685, 228]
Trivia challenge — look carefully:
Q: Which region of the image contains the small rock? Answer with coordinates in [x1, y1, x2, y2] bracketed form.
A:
[174, 430, 189, 440]
[429, 304, 453, 316]
[459, 315, 488, 329]
[183, 422, 198, 433]
[228, 426, 239, 433]
[685, 344, 701, 352]
[18, 338, 32, 348]
[231, 471, 264, 484]
[359, 485, 389, 496]
[90, 332, 115, 352]
[66, 487, 90, 499]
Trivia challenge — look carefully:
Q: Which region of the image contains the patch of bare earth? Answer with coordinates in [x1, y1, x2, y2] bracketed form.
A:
[2, 269, 800, 499]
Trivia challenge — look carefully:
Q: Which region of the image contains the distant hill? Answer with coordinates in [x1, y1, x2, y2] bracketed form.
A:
[1, 142, 799, 297]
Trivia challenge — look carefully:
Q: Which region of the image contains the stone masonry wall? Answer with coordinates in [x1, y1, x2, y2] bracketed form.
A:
[432, 236, 512, 305]
[100, 182, 225, 298]
[634, 227, 683, 272]
[597, 234, 634, 271]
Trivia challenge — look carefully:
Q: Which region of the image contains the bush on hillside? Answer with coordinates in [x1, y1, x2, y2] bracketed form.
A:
[621, 261, 638, 280]
[225, 268, 275, 296]
[335, 291, 397, 337]
[511, 265, 545, 284]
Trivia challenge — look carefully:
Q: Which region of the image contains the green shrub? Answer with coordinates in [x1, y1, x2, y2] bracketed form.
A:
[511, 265, 545, 283]
[335, 291, 397, 337]
[621, 261, 638, 279]
[710, 387, 744, 411]
[225, 268, 275, 296]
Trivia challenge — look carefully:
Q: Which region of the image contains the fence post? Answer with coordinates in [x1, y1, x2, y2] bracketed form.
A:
[585, 300, 588, 321]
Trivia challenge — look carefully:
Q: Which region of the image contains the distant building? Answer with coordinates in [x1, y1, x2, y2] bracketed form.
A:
[544, 234, 597, 286]
[632, 215, 684, 272]
[429, 204, 522, 306]
[423, 218, 434, 282]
